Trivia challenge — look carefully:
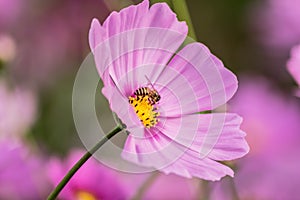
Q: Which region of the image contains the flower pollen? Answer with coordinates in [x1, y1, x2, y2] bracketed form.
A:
[76, 191, 97, 200]
[129, 94, 159, 128]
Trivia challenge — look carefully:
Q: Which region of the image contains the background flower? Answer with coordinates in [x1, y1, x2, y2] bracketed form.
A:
[7, 0, 110, 89]
[0, 79, 37, 141]
[48, 149, 129, 200]
[247, 0, 300, 81]
[0, 139, 50, 200]
[210, 77, 300, 199]
[230, 77, 300, 158]
[0, 34, 16, 63]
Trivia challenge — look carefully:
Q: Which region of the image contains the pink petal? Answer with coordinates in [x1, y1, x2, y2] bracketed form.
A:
[89, 1, 149, 51]
[102, 85, 144, 136]
[102, 0, 149, 36]
[102, 0, 186, 39]
[161, 149, 234, 181]
[287, 44, 300, 86]
[122, 113, 248, 180]
[122, 127, 189, 170]
[205, 116, 249, 161]
[93, 30, 187, 98]
[158, 113, 249, 160]
[104, 51, 170, 97]
[122, 128, 234, 181]
[88, 18, 106, 52]
[155, 43, 238, 116]
[89, 0, 188, 95]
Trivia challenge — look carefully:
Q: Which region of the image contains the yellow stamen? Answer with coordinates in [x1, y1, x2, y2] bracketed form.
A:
[129, 95, 159, 128]
[76, 191, 97, 200]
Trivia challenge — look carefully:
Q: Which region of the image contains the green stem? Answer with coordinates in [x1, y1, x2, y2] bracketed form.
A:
[132, 171, 160, 200]
[47, 126, 123, 200]
[103, 0, 135, 11]
[199, 180, 210, 200]
[228, 177, 240, 200]
[171, 0, 197, 40]
[150, 0, 173, 7]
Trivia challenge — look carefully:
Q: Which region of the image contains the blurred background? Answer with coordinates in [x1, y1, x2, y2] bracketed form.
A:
[1, 0, 300, 199]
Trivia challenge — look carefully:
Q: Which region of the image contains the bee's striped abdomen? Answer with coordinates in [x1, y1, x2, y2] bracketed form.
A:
[134, 87, 149, 97]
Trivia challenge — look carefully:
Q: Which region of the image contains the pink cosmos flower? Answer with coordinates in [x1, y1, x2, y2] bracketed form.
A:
[0, 139, 50, 200]
[0, 80, 37, 140]
[48, 149, 129, 200]
[89, 0, 249, 181]
[287, 44, 300, 96]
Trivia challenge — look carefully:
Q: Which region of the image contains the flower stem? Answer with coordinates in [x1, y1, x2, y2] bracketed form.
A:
[47, 126, 123, 200]
[171, 0, 197, 40]
[199, 180, 210, 200]
[228, 177, 240, 200]
[150, 0, 173, 6]
[132, 171, 160, 200]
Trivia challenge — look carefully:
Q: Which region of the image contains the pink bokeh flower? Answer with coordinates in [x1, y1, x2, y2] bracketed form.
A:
[48, 149, 129, 200]
[8, 0, 110, 89]
[0, 139, 50, 200]
[252, 0, 300, 50]
[89, 0, 249, 180]
[287, 44, 300, 96]
[0, 80, 37, 140]
[0, 34, 17, 63]
[0, 0, 24, 29]
[229, 77, 300, 158]
[210, 77, 300, 199]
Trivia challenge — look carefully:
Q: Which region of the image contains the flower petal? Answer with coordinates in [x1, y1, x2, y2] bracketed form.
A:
[122, 127, 235, 181]
[161, 149, 234, 181]
[102, 0, 187, 37]
[88, 18, 106, 52]
[102, 85, 144, 136]
[89, 0, 188, 95]
[155, 43, 238, 116]
[204, 117, 249, 161]
[157, 113, 249, 160]
[90, 0, 187, 47]
[122, 113, 248, 180]
[122, 128, 190, 171]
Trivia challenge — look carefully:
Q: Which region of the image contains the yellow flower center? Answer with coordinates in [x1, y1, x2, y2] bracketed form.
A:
[76, 191, 97, 200]
[129, 95, 159, 128]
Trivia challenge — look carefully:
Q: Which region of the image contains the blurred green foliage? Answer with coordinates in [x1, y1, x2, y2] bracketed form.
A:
[31, 73, 80, 156]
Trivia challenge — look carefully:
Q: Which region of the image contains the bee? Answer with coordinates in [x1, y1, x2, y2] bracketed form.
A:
[134, 87, 160, 105]
[134, 76, 161, 105]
